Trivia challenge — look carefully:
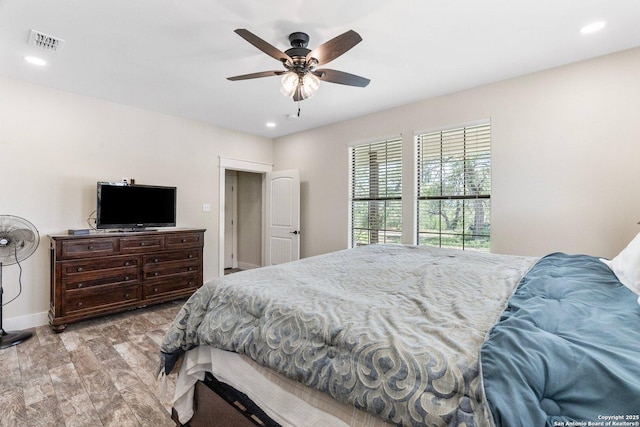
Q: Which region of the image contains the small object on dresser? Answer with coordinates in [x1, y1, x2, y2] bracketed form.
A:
[68, 229, 90, 235]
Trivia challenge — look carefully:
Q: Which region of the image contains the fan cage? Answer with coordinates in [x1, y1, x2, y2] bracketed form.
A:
[0, 215, 40, 266]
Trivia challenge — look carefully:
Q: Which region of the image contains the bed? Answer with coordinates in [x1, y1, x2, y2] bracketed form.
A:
[159, 242, 640, 427]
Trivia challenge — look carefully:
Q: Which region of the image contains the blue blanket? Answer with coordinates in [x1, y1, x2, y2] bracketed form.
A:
[481, 253, 640, 426]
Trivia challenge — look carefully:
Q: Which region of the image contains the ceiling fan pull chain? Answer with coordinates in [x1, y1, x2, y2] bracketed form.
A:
[297, 102, 301, 117]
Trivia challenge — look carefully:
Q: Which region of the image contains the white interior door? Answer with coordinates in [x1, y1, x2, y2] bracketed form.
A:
[265, 169, 300, 265]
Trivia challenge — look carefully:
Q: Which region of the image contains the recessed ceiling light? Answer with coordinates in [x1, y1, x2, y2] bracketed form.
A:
[266, 122, 276, 128]
[24, 55, 47, 66]
[580, 21, 606, 35]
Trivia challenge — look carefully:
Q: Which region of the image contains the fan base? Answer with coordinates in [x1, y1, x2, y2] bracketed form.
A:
[0, 328, 33, 349]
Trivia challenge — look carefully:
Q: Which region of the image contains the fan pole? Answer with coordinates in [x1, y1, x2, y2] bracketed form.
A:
[0, 262, 34, 349]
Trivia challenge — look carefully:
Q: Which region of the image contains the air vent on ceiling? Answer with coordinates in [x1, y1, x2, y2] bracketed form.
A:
[28, 29, 65, 52]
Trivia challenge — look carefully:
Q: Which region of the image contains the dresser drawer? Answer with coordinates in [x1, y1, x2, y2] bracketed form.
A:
[143, 274, 200, 299]
[144, 259, 200, 279]
[60, 256, 140, 276]
[65, 284, 141, 314]
[59, 238, 117, 259]
[143, 250, 200, 266]
[166, 232, 204, 249]
[63, 268, 139, 291]
[119, 235, 165, 253]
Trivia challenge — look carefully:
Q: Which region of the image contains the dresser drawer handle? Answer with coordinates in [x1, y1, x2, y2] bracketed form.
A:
[153, 287, 159, 293]
[124, 261, 130, 266]
[77, 283, 84, 289]
[188, 267, 193, 271]
[139, 242, 146, 246]
[188, 254, 193, 259]
[77, 302, 83, 307]
[87, 245, 94, 250]
[124, 276, 130, 281]
[77, 267, 84, 272]
[181, 238, 187, 243]
[188, 281, 194, 286]
[154, 258, 159, 263]
[154, 272, 159, 276]
[124, 293, 130, 299]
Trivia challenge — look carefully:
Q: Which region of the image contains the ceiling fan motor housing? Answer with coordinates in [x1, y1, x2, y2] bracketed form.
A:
[288, 32, 309, 48]
[285, 32, 314, 71]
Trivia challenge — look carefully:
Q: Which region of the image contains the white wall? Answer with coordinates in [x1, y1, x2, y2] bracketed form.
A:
[0, 76, 273, 329]
[273, 47, 640, 260]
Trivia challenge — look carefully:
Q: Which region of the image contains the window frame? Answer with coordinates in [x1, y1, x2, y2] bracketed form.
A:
[415, 121, 491, 251]
[349, 136, 403, 247]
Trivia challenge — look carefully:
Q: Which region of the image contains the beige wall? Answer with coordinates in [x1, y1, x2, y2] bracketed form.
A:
[273, 47, 640, 259]
[0, 76, 273, 329]
[4, 46, 640, 329]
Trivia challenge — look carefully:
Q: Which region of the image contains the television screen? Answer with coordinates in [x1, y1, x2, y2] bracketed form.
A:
[96, 182, 177, 229]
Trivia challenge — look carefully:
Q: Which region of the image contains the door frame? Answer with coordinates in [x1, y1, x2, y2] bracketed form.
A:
[224, 173, 238, 269]
[218, 156, 273, 277]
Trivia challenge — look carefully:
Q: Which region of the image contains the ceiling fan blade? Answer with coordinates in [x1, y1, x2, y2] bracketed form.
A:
[234, 29, 292, 65]
[306, 30, 362, 66]
[315, 69, 370, 87]
[227, 70, 285, 81]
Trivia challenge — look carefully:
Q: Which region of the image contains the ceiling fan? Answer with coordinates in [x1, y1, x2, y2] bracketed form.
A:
[227, 29, 370, 102]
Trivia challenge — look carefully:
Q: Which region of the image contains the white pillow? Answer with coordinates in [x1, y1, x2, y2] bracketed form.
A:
[600, 232, 640, 304]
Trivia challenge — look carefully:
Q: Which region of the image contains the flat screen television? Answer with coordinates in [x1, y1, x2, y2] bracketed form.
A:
[96, 182, 177, 230]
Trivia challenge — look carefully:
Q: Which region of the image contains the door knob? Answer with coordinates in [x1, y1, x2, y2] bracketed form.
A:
[290, 230, 300, 235]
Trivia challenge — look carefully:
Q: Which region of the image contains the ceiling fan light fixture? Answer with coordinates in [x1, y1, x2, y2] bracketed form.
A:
[280, 72, 299, 98]
[300, 73, 320, 99]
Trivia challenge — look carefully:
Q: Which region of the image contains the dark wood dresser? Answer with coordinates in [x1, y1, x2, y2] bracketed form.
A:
[49, 228, 205, 332]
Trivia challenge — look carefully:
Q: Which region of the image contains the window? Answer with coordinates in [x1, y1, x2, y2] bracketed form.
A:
[350, 138, 402, 247]
[416, 122, 491, 251]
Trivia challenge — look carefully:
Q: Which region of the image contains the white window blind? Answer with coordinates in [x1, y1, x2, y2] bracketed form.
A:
[416, 122, 491, 250]
[350, 137, 402, 247]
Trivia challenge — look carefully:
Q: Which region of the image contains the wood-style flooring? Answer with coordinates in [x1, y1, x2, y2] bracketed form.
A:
[0, 300, 184, 427]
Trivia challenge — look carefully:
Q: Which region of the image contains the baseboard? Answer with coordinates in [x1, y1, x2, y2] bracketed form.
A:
[237, 262, 260, 271]
[3, 311, 49, 330]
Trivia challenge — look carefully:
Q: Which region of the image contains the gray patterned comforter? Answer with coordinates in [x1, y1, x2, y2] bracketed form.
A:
[161, 244, 536, 427]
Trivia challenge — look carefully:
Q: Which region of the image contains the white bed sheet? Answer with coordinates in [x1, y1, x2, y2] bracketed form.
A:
[173, 345, 394, 427]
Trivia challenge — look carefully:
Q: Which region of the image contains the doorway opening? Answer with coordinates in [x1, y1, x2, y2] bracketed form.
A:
[219, 157, 272, 277]
[224, 169, 263, 274]
[218, 157, 301, 277]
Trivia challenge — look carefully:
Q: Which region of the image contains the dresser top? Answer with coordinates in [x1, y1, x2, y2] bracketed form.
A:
[49, 228, 206, 241]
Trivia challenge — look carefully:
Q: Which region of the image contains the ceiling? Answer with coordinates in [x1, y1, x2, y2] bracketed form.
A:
[1, 0, 639, 139]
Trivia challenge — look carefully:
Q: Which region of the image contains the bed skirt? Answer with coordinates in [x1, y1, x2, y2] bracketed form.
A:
[171, 345, 395, 427]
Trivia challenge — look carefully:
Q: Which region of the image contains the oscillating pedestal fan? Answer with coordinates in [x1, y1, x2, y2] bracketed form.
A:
[0, 215, 40, 349]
